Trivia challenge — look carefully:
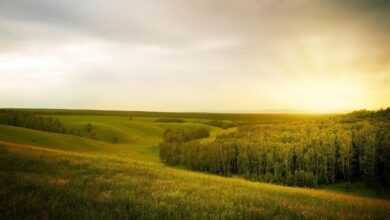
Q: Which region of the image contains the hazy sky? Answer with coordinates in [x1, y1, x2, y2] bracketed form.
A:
[1, 0, 389, 113]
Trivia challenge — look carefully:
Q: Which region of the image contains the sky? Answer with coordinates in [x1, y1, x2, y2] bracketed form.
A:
[1, 0, 389, 113]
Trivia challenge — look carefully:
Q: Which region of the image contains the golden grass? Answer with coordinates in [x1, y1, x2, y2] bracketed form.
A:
[1, 140, 389, 219]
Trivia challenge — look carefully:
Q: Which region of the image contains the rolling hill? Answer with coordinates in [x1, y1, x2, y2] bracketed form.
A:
[0, 112, 389, 219]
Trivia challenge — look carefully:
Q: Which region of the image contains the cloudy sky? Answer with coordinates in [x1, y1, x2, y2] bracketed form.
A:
[1, 0, 389, 113]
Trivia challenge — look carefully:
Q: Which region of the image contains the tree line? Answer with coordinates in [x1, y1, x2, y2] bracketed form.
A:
[0, 112, 67, 134]
[160, 117, 390, 188]
[0, 112, 124, 143]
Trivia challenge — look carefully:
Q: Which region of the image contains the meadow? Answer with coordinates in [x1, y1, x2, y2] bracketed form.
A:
[0, 109, 389, 219]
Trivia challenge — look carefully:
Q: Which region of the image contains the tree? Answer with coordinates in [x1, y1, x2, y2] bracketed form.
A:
[86, 123, 93, 133]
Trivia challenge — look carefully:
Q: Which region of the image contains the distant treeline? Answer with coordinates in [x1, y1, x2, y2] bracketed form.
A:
[0, 112, 66, 134]
[0, 108, 331, 122]
[341, 108, 390, 123]
[0, 112, 109, 141]
[160, 109, 390, 188]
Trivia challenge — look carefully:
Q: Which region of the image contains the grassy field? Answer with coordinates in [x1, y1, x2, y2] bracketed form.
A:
[1, 114, 389, 219]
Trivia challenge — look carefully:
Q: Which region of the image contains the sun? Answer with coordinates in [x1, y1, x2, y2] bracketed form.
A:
[286, 78, 365, 113]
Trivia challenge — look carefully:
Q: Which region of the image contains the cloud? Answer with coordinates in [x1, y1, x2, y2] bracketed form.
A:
[0, 0, 389, 111]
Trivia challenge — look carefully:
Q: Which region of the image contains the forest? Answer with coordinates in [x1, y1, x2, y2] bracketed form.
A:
[160, 109, 390, 188]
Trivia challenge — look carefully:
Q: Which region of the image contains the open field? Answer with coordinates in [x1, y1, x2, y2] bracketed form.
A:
[0, 111, 389, 219]
[3, 1, 390, 219]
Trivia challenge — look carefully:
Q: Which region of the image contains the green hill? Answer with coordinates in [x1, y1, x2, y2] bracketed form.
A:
[0, 112, 389, 219]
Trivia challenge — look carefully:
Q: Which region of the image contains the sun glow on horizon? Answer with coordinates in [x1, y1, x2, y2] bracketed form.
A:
[272, 77, 366, 113]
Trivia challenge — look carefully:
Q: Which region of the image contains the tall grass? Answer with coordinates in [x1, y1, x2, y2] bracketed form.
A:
[1, 142, 389, 220]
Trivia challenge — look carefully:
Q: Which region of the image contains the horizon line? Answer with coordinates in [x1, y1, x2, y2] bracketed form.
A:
[2, 106, 383, 115]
